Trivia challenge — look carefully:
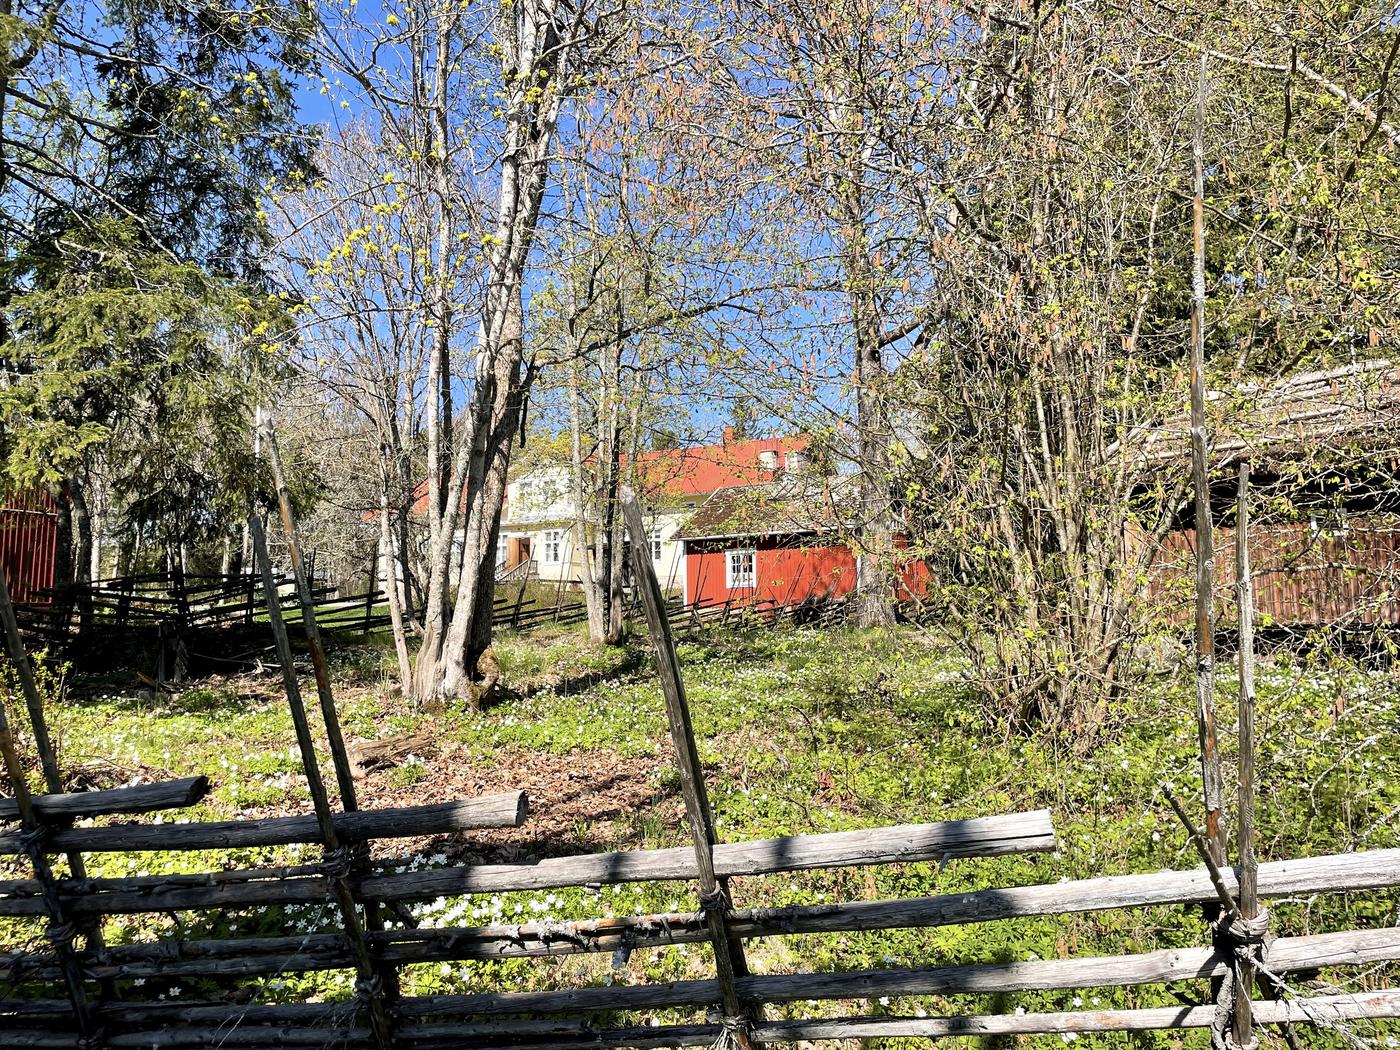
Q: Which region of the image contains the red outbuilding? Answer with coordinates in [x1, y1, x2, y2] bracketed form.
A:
[677, 482, 925, 610]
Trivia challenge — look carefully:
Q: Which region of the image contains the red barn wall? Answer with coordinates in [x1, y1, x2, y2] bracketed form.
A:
[1151, 520, 1400, 626]
[683, 535, 930, 608]
[0, 490, 59, 604]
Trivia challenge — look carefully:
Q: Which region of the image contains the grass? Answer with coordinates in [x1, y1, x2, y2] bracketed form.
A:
[2, 622, 1398, 1046]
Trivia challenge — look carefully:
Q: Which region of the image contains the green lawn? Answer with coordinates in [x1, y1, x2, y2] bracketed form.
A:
[3, 623, 1397, 1045]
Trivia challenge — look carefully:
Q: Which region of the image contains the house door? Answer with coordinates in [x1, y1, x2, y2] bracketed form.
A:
[514, 537, 532, 568]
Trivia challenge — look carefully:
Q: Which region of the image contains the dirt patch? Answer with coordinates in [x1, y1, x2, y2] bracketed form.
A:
[355, 739, 684, 864]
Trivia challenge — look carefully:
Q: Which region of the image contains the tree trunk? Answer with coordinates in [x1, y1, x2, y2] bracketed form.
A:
[379, 448, 414, 698]
[569, 363, 608, 641]
[408, 0, 575, 703]
[846, 242, 896, 628]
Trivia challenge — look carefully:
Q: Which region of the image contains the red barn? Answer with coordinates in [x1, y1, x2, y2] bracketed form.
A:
[677, 482, 925, 610]
[0, 490, 59, 604]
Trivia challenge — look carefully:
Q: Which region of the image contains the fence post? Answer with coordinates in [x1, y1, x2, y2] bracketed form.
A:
[1188, 54, 1226, 869]
[620, 488, 762, 1049]
[1233, 460, 1261, 1049]
[171, 557, 190, 681]
[0, 570, 99, 1039]
[248, 514, 396, 1050]
[262, 421, 401, 1012]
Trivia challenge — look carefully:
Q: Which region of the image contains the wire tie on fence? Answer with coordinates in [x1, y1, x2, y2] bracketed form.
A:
[712, 1015, 751, 1050]
[44, 920, 77, 948]
[697, 887, 728, 914]
[1221, 908, 1270, 960]
[19, 825, 48, 852]
[1210, 908, 1270, 1050]
[321, 847, 354, 880]
[354, 974, 384, 1001]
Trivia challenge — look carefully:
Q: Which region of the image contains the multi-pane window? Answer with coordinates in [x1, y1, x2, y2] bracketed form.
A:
[543, 530, 562, 564]
[726, 548, 756, 590]
[649, 527, 664, 561]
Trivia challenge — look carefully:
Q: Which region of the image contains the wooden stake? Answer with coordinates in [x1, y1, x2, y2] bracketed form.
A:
[1162, 785, 1239, 920]
[248, 515, 395, 1050]
[261, 421, 359, 810]
[262, 421, 402, 999]
[0, 554, 113, 994]
[1233, 460, 1260, 1049]
[0, 573, 95, 1039]
[1189, 51, 1227, 868]
[621, 487, 760, 1048]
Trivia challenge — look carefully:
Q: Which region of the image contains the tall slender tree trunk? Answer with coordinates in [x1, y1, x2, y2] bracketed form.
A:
[408, 0, 580, 703]
[844, 228, 897, 628]
[379, 447, 414, 697]
[68, 478, 94, 633]
[569, 362, 608, 640]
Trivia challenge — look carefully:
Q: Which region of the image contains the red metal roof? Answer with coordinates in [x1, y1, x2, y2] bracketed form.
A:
[389, 431, 808, 519]
[630, 431, 808, 499]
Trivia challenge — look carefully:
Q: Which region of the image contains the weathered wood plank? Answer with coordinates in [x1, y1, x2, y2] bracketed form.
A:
[0, 792, 526, 854]
[0, 809, 1053, 913]
[2, 919, 1395, 993]
[2, 980, 1400, 1050]
[0, 777, 210, 824]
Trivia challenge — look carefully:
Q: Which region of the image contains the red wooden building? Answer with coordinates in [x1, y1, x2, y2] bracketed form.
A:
[0, 490, 59, 604]
[1144, 361, 1400, 629]
[677, 482, 924, 609]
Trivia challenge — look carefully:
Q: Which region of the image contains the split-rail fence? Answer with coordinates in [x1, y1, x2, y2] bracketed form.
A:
[0, 463, 1397, 1047]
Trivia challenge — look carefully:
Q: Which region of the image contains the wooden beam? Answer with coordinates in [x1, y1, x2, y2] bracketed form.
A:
[4, 917, 1396, 993]
[0, 793, 527, 854]
[0, 777, 209, 824]
[2, 968, 1400, 1050]
[11, 828, 1400, 928]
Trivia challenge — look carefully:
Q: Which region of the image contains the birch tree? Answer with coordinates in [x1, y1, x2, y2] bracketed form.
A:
[697, 0, 944, 626]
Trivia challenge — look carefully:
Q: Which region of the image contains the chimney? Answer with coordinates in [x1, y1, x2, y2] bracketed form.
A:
[722, 426, 735, 443]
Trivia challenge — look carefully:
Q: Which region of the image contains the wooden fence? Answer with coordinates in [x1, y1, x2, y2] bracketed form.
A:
[2, 440, 1399, 1048]
[1, 482, 1396, 1050]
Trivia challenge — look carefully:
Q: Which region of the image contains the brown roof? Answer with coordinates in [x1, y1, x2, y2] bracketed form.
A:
[675, 477, 851, 541]
[1137, 360, 1400, 468]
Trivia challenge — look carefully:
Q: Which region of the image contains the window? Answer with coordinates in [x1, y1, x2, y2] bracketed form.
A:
[757, 449, 779, 471]
[1309, 512, 1350, 540]
[543, 530, 563, 564]
[786, 450, 805, 471]
[726, 548, 756, 590]
[649, 527, 664, 561]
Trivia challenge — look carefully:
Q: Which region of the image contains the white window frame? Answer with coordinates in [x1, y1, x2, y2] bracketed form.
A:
[542, 529, 562, 564]
[649, 527, 664, 561]
[725, 548, 756, 590]
[757, 449, 779, 471]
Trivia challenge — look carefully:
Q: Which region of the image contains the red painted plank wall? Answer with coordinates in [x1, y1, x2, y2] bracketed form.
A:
[686, 537, 858, 608]
[1150, 520, 1400, 626]
[0, 490, 59, 604]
